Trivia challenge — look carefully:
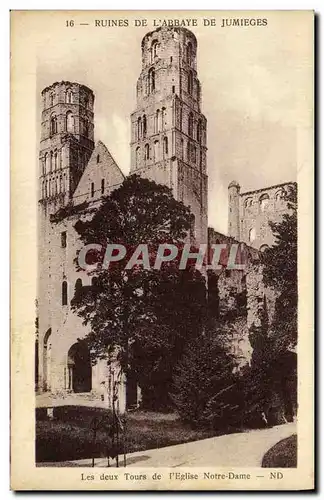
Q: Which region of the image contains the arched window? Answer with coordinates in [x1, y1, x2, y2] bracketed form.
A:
[151, 40, 158, 62]
[181, 138, 184, 159]
[155, 109, 160, 133]
[154, 140, 159, 161]
[244, 198, 253, 209]
[145, 143, 150, 160]
[137, 117, 142, 140]
[148, 68, 155, 93]
[275, 189, 285, 201]
[249, 227, 256, 242]
[161, 107, 166, 130]
[91, 182, 94, 197]
[55, 176, 59, 195]
[188, 70, 193, 95]
[197, 120, 202, 143]
[186, 42, 193, 65]
[50, 114, 57, 135]
[43, 153, 48, 175]
[62, 281, 68, 306]
[143, 115, 147, 138]
[260, 244, 269, 252]
[192, 146, 196, 164]
[75, 278, 82, 292]
[135, 146, 140, 167]
[188, 112, 194, 137]
[259, 193, 270, 212]
[53, 151, 58, 171]
[101, 179, 105, 195]
[42, 181, 45, 198]
[66, 90, 73, 104]
[66, 111, 74, 133]
[97, 154, 100, 164]
[189, 213, 195, 240]
[50, 93, 54, 107]
[163, 136, 168, 156]
[50, 151, 53, 172]
[84, 95, 89, 109]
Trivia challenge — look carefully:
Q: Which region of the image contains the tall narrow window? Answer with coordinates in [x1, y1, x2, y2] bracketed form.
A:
[172, 85, 175, 94]
[155, 109, 160, 133]
[154, 140, 159, 162]
[197, 120, 202, 143]
[181, 138, 184, 159]
[192, 146, 197, 164]
[61, 231, 67, 248]
[101, 179, 105, 195]
[50, 151, 53, 172]
[145, 144, 150, 160]
[148, 68, 155, 93]
[54, 151, 58, 171]
[43, 153, 48, 175]
[62, 281, 68, 306]
[186, 42, 193, 65]
[97, 154, 100, 164]
[179, 106, 183, 131]
[163, 136, 168, 156]
[143, 115, 147, 138]
[161, 107, 166, 130]
[135, 146, 140, 167]
[66, 90, 73, 104]
[50, 93, 54, 107]
[66, 111, 74, 133]
[137, 117, 142, 140]
[50, 114, 57, 135]
[187, 142, 190, 163]
[75, 278, 82, 292]
[188, 112, 194, 137]
[91, 182, 94, 197]
[151, 40, 158, 62]
[188, 70, 193, 95]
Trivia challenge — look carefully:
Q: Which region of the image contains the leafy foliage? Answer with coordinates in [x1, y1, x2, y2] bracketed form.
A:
[262, 184, 297, 351]
[170, 332, 236, 428]
[71, 175, 206, 409]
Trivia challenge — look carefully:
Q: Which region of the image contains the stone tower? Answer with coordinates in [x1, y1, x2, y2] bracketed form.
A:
[39, 81, 95, 212]
[228, 180, 240, 240]
[37, 81, 95, 391]
[130, 27, 208, 244]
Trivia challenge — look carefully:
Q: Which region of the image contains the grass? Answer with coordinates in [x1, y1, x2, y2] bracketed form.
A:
[36, 406, 218, 463]
[262, 434, 297, 468]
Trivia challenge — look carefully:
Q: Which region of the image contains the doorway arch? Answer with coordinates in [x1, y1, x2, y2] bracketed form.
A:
[67, 341, 92, 393]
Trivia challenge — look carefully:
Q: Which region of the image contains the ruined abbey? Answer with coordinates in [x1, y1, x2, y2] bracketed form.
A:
[36, 26, 296, 411]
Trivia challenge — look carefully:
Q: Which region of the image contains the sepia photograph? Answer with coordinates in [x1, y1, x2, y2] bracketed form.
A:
[10, 10, 314, 490]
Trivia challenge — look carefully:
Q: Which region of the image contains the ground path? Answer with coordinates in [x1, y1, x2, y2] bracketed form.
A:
[42, 422, 296, 468]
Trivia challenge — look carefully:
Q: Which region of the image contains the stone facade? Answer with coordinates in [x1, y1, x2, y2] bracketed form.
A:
[228, 180, 296, 250]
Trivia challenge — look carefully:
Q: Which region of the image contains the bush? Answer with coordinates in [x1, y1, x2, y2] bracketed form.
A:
[170, 334, 236, 429]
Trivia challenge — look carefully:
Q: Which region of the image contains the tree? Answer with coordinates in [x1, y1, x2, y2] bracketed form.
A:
[170, 331, 236, 429]
[71, 175, 206, 409]
[262, 184, 297, 351]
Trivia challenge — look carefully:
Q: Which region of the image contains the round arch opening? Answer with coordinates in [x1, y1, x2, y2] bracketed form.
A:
[67, 341, 92, 393]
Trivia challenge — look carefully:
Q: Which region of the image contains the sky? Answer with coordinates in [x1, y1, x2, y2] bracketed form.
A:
[37, 11, 312, 233]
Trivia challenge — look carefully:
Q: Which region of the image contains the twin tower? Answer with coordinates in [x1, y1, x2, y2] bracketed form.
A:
[39, 27, 208, 243]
